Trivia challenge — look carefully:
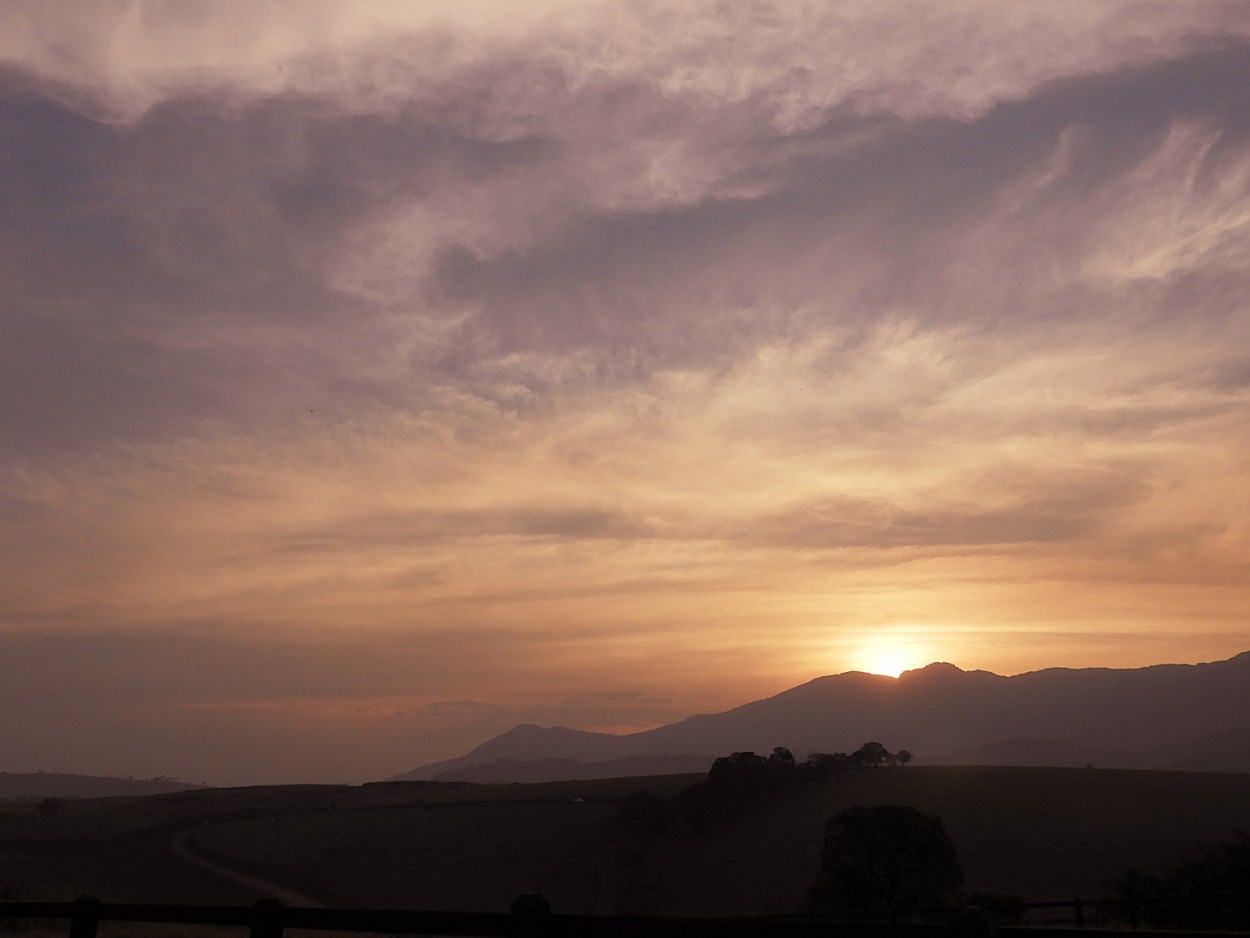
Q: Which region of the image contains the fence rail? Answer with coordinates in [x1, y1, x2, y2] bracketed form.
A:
[2, 896, 1247, 938]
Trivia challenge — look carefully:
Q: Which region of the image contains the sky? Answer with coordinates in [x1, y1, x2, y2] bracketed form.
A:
[2, 1, 1249, 786]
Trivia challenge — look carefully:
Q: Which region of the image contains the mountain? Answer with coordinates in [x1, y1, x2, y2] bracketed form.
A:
[924, 737, 1136, 768]
[0, 771, 205, 802]
[391, 651, 1250, 783]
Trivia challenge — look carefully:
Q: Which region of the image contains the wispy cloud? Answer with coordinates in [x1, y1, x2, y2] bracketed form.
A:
[1, 2, 1248, 783]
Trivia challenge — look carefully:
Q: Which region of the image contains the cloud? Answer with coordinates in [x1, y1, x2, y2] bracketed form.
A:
[1, 3, 1249, 783]
[6, 35, 1250, 459]
[5, 1, 1247, 124]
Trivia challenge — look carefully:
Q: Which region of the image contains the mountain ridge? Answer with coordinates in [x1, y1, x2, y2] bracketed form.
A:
[0, 771, 205, 802]
[390, 652, 1250, 783]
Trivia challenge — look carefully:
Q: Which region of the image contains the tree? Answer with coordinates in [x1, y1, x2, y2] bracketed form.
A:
[807, 752, 851, 781]
[37, 797, 66, 819]
[896, 750, 913, 766]
[768, 746, 795, 768]
[851, 740, 892, 769]
[1106, 830, 1250, 930]
[810, 805, 963, 919]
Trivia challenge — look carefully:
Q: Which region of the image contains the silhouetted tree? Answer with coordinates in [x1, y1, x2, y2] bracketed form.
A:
[896, 750, 913, 766]
[810, 804, 963, 919]
[672, 780, 714, 833]
[851, 741, 892, 769]
[1106, 830, 1250, 930]
[807, 752, 851, 781]
[36, 798, 66, 819]
[706, 750, 771, 803]
[769, 746, 795, 768]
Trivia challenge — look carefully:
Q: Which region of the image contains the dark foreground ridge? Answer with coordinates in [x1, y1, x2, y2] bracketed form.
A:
[4, 894, 1248, 938]
[4, 762, 1250, 919]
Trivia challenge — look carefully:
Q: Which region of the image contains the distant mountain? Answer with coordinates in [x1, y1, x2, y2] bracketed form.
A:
[0, 771, 205, 802]
[1152, 724, 1250, 774]
[391, 652, 1250, 783]
[925, 737, 1136, 769]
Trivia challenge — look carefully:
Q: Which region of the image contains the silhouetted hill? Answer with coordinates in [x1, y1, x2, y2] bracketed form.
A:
[925, 737, 1135, 768]
[428, 752, 716, 784]
[391, 652, 1250, 782]
[0, 771, 205, 802]
[1152, 724, 1250, 773]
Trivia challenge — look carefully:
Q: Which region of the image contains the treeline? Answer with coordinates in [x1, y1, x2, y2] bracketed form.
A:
[618, 742, 911, 836]
[1106, 829, 1250, 930]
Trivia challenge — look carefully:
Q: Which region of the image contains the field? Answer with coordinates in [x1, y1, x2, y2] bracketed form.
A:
[2, 767, 1250, 919]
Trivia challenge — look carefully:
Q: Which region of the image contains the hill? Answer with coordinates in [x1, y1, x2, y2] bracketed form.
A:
[394, 652, 1250, 783]
[0, 771, 204, 802]
[4, 766, 1250, 915]
[8, 765, 1244, 915]
[629, 765, 1250, 917]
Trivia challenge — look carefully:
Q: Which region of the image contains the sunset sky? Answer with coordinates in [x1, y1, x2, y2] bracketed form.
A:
[2, 1, 1249, 786]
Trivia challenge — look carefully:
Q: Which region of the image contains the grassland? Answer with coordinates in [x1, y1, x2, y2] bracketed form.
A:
[2, 767, 1249, 919]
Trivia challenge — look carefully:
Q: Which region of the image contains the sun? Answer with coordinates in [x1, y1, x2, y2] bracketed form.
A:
[865, 649, 911, 678]
[856, 636, 928, 677]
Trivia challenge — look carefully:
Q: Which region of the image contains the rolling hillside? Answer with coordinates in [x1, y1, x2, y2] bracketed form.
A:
[0, 771, 204, 802]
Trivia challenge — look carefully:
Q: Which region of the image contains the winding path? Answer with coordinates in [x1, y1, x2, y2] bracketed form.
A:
[171, 829, 325, 907]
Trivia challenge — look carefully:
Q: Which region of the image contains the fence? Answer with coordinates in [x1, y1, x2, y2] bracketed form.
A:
[2, 896, 1246, 938]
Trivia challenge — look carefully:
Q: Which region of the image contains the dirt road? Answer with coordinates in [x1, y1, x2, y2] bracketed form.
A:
[171, 829, 326, 907]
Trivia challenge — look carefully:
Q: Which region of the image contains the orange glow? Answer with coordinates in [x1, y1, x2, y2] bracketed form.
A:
[2, 2, 1249, 788]
[854, 633, 934, 678]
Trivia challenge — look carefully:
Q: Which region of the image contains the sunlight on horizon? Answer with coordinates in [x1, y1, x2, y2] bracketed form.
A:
[855, 634, 934, 677]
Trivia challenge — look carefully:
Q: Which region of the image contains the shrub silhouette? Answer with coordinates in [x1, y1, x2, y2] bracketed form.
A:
[676, 743, 912, 831]
[37, 797, 66, 819]
[1106, 829, 1250, 929]
[810, 804, 963, 919]
[851, 740, 892, 768]
[805, 751, 851, 781]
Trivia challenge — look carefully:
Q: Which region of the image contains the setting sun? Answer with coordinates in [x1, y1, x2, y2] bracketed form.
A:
[857, 636, 931, 677]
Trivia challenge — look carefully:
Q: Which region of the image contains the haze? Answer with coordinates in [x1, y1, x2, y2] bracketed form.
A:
[2, 1, 1249, 786]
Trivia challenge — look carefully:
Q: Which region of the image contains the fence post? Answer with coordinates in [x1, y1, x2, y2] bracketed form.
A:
[510, 893, 551, 937]
[69, 896, 100, 938]
[1074, 897, 1084, 928]
[249, 898, 285, 938]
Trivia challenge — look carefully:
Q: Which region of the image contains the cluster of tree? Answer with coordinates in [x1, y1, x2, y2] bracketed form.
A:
[1105, 829, 1250, 930]
[808, 812, 1250, 928]
[617, 742, 913, 837]
[810, 742, 913, 777]
[809, 804, 964, 921]
[702, 741, 911, 793]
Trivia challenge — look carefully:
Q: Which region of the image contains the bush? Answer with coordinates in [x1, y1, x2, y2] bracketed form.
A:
[1105, 829, 1250, 930]
[810, 804, 963, 919]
